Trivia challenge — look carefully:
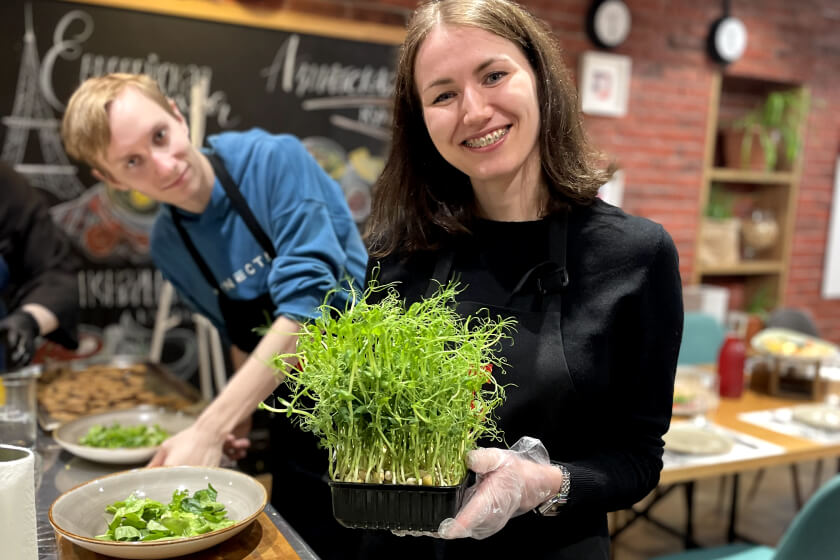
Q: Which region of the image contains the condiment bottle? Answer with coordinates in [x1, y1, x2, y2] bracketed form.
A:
[718, 332, 746, 398]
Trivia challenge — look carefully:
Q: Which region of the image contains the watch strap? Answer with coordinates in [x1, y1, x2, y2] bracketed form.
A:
[535, 463, 570, 516]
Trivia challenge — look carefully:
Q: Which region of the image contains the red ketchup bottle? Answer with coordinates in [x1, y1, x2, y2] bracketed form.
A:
[718, 333, 746, 398]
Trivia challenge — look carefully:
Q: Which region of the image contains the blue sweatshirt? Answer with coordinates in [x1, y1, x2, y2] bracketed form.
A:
[150, 129, 367, 342]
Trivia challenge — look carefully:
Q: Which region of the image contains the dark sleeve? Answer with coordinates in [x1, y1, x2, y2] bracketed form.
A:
[563, 225, 683, 513]
[0, 164, 79, 348]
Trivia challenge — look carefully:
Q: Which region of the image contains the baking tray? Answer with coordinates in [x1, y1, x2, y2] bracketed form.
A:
[36, 354, 206, 431]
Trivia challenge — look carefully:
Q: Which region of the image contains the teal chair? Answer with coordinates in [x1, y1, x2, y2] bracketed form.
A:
[654, 474, 840, 559]
[678, 311, 726, 365]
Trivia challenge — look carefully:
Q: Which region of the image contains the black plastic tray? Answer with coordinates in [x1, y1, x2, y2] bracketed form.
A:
[330, 475, 470, 531]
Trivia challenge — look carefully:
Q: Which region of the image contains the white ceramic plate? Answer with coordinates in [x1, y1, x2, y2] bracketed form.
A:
[53, 407, 195, 464]
[791, 404, 840, 432]
[751, 328, 840, 363]
[49, 466, 267, 559]
[663, 424, 734, 455]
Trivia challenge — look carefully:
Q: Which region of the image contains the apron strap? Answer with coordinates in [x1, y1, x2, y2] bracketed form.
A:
[172, 206, 221, 291]
[424, 248, 455, 299]
[540, 213, 570, 294]
[208, 153, 277, 259]
[171, 152, 278, 292]
[423, 210, 570, 306]
[506, 212, 568, 308]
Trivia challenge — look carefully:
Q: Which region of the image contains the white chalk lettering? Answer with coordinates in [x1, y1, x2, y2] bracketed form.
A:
[261, 34, 394, 98]
[40, 9, 238, 128]
[77, 268, 165, 309]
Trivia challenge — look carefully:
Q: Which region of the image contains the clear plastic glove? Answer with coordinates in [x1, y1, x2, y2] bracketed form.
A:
[0, 310, 39, 370]
[438, 436, 563, 540]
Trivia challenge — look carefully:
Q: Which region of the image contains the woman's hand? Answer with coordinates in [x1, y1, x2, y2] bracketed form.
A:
[438, 436, 564, 540]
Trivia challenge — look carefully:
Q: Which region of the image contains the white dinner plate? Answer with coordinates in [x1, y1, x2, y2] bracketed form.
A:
[663, 424, 734, 455]
[49, 466, 267, 559]
[53, 406, 195, 464]
[791, 404, 840, 432]
[751, 328, 840, 363]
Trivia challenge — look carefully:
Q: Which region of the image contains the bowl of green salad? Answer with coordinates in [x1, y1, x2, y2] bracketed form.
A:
[53, 406, 196, 464]
[49, 465, 267, 559]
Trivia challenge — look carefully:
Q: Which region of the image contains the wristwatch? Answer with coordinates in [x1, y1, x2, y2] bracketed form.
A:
[535, 463, 570, 516]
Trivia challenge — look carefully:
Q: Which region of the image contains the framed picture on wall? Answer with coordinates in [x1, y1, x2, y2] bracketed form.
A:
[822, 156, 840, 298]
[579, 51, 632, 117]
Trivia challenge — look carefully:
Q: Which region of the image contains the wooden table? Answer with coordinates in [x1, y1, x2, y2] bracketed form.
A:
[611, 387, 840, 548]
[660, 389, 840, 485]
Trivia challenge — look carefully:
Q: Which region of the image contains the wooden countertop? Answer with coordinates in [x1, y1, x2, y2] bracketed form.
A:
[56, 512, 301, 559]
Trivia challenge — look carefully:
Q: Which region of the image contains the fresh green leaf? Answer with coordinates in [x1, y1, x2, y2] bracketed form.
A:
[261, 278, 515, 487]
[94, 485, 235, 542]
[79, 423, 170, 448]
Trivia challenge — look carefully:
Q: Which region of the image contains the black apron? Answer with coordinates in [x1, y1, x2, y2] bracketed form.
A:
[171, 153, 274, 353]
[171, 153, 348, 556]
[423, 217, 575, 448]
[373, 212, 608, 559]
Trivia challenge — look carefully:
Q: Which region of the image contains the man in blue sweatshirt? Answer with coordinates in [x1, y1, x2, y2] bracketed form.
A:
[61, 73, 367, 553]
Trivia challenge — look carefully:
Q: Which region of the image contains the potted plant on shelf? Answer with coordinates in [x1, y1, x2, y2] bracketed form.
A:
[699, 183, 740, 267]
[261, 280, 515, 531]
[722, 89, 807, 172]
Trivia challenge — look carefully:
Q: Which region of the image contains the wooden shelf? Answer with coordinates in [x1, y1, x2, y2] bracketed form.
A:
[709, 168, 795, 185]
[692, 74, 808, 312]
[699, 260, 785, 276]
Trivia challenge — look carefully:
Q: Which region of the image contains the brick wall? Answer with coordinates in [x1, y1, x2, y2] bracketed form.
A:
[232, 0, 840, 342]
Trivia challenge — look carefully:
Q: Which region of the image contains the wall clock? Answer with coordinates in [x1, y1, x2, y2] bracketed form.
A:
[708, 15, 748, 64]
[586, 0, 632, 49]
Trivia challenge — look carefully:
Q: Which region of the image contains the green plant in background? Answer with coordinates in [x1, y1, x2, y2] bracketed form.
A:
[261, 280, 516, 487]
[706, 182, 735, 219]
[747, 284, 773, 318]
[732, 89, 807, 171]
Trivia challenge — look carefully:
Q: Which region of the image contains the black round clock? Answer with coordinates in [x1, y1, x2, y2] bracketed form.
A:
[708, 15, 748, 64]
[586, 0, 632, 49]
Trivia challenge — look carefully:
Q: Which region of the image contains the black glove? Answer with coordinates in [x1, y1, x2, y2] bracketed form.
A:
[0, 310, 40, 370]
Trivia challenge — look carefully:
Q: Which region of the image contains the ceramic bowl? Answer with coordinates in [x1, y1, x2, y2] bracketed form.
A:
[53, 406, 196, 464]
[49, 466, 267, 559]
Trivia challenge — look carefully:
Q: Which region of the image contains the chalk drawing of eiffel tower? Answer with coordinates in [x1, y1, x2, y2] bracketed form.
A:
[1, 3, 85, 200]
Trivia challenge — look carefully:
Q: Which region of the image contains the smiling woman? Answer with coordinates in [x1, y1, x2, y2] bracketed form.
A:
[361, 0, 683, 558]
[415, 25, 542, 218]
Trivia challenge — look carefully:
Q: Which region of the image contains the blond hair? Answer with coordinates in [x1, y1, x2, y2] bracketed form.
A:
[366, 0, 610, 257]
[61, 73, 176, 169]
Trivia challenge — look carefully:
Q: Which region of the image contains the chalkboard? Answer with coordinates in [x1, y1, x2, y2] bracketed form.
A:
[0, 0, 399, 376]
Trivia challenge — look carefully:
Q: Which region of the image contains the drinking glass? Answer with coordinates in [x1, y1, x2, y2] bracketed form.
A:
[0, 365, 40, 448]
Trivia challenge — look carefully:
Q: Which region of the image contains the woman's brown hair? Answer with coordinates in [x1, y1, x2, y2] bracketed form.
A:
[365, 0, 611, 258]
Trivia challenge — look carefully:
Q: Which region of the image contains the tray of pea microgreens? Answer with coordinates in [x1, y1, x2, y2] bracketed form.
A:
[261, 279, 516, 531]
